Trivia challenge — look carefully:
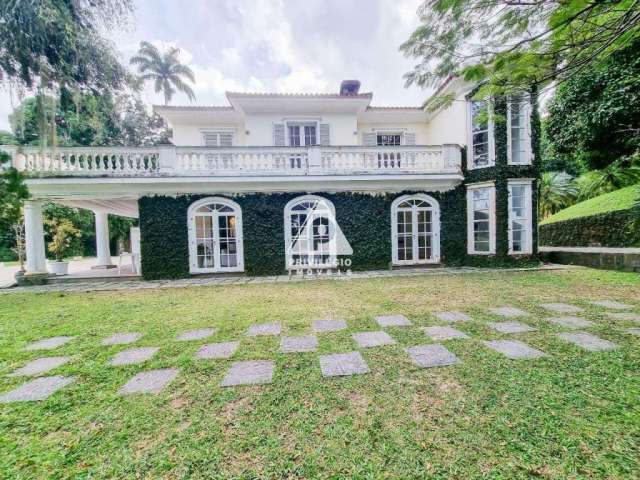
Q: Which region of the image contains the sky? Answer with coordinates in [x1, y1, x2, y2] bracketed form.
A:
[0, 0, 432, 131]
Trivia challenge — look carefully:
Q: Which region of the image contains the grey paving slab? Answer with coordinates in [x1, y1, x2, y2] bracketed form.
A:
[109, 347, 159, 366]
[540, 303, 584, 314]
[312, 318, 347, 333]
[489, 307, 529, 317]
[483, 340, 546, 359]
[319, 351, 369, 377]
[433, 311, 471, 323]
[220, 360, 274, 387]
[0, 375, 75, 402]
[246, 322, 281, 337]
[176, 328, 216, 341]
[280, 335, 318, 353]
[590, 300, 633, 310]
[605, 312, 640, 322]
[352, 331, 396, 348]
[422, 326, 469, 341]
[406, 344, 460, 368]
[118, 368, 179, 395]
[375, 314, 412, 327]
[196, 341, 239, 359]
[488, 321, 537, 334]
[546, 316, 594, 329]
[557, 332, 618, 351]
[626, 328, 640, 336]
[25, 336, 74, 351]
[102, 332, 142, 345]
[8, 356, 71, 377]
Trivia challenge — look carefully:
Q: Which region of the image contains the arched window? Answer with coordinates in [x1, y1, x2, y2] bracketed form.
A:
[188, 197, 244, 273]
[284, 195, 336, 270]
[391, 194, 440, 265]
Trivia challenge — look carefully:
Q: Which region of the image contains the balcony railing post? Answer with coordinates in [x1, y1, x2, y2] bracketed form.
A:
[158, 145, 177, 174]
[442, 144, 462, 170]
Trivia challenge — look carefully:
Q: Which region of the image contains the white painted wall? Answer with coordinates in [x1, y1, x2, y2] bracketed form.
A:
[171, 123, 246, 146]
[424, 91, 468, 146]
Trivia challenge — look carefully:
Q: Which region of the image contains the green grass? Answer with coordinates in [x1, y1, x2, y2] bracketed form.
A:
[1, 269, 639, 479]
[541, 184, 640, 225]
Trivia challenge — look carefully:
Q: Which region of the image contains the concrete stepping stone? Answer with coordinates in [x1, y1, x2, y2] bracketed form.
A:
[489, 307, 529, 317]
[176, 328, 216, 341]
[280, 335, 318, 353]
[557, 332, 618, 351]
[546, 316, 594, 329]
[483, 340, 546, 359]
[319, 351, 369, 377]
[0, 376, 75, 402]
[109, 347, 159, 366]
[590, 300, 632, 310]
[406, 344, 460, 368]
[8, 357, 71, 377]
[102, 333, 142, 345]
[196, 341, 239, 359]
[352, 331, 396, 348]
[312, 318, 347, 333]
[246, 322, 281, 337]
[118, 368, 179, 395]
[25, 336, 74, 351]
[375, 314, 411, 327]
[626, 328, 640, 336]
[433, 311, 471, 323]
[220, 360, 274, 387]
[488, 321, 537, 334]
[605, 312, 640, 322]
[540, 303, 584, 314]
[422, 326, 469, 341]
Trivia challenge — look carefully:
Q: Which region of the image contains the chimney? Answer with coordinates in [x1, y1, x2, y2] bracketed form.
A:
[339, 79, 361, 96]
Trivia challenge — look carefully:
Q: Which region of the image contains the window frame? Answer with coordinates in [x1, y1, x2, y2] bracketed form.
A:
[467, 99, 495, 170]
[391, 194, 441, 265]
[187, 197, 244, 274]
[201, 129, 235, 147]
[466, 182, 496, 255]
[286, 121, 319, 147]
[507, 94, 533, 165]
[507, 179, 534, 254]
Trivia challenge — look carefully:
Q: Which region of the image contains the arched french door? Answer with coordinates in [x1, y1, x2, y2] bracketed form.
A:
[391, 194, 440, 265]
[188, 197, 244, 273]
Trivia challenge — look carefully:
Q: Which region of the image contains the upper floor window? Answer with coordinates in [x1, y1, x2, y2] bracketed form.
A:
[377, 134, 401, 146]
[508, 95, 532, 165]
[202, 131, 233, 147]
[288, 123, 317, 146]
[468, 100, 494, 169]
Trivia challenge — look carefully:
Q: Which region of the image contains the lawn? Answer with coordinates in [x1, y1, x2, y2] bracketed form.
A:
[1, 269, 639, 479]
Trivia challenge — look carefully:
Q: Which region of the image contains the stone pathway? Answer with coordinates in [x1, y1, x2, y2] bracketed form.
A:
[220, 361, 274, 386]
[176, 328, 215, 341]
[605, 312, 640, 322]
[488, 321, 537, 334]
[280, 335, 318, 353]
[489, 307, 529, 317]
[102, 333, 142, 346]
[109, 347, 159, 366]
[8, 357, 71, 377]
[540, 303, 584, 314]
[25, 336, 74, 351]
[590, 300, 632, 310]
[352, 331, 396, 348]
[433, 311, 470, 323]
[247, 322, 281, 337]
[626, 328, 640, 336]
[546, 316, 594, 329]
[118, 369, 179, 395]
[376, 315, 411, 327]
[196, 341, 239, 359]
[0, 376, 75, 402]
[557, 332, 618, 351]
[422, 326, 469, 341]
[406, 345, 460, 368]
[483, 340, 546, 359]
[312, 318, 347, 333]
[319, 352, 369, 377]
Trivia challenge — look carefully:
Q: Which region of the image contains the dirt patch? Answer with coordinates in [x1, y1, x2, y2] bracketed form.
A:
[170, 396, 189, 410]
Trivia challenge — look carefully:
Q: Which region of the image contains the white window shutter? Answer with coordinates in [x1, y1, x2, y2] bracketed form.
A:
[273, 123, 285, 146]
[362, 132, 376, 146]
[202, 132, 219, 146]
[403, 132, 416, 145]
[319, 123, 330, 146]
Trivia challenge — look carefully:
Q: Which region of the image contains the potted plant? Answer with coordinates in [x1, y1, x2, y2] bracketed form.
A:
[47, 219, 80, 275]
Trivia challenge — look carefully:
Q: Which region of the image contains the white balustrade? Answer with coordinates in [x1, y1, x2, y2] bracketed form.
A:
[5, 144, 461, 177]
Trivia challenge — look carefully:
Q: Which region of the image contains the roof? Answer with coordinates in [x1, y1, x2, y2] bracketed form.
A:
[226, 91, 372, 99]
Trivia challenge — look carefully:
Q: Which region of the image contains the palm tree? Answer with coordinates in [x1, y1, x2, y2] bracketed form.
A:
[576, 158, 640, 200]
[539, 171, 578, 219]
[130, 42, 196, 105]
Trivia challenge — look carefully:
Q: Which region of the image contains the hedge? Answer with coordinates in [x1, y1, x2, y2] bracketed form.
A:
[539, 206, 640, 247]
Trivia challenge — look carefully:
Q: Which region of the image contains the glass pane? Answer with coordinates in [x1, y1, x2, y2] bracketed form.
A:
[304, 125, 317, 145]
[288, 125, 300, 146]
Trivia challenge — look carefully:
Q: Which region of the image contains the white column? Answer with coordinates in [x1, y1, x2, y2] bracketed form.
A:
[24, 200, 47, 274]
[93, 210, 114, 269]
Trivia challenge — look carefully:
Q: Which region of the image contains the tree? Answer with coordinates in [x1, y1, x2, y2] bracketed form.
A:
[401, 0, 640, 99]
[0, 149, 28, 262]
[130, 42, 196, 105]
[539, 171, 579, 218]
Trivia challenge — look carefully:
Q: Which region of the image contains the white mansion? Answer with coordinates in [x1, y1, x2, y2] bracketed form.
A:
[6, 77, 537, 280]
